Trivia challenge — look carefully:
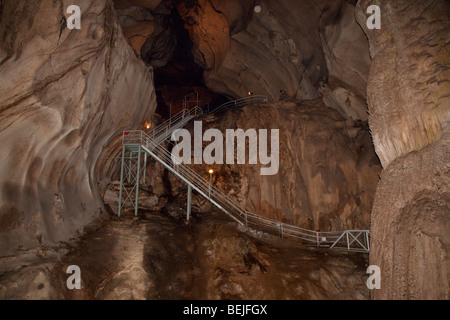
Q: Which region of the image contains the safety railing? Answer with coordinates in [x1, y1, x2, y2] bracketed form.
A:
[122, 129, 370, 252]
[120, 94, 370, 253]
[147, 106, 203, 143]
[205, 95, 269, 114]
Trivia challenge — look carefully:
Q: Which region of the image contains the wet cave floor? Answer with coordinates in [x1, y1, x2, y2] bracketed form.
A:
[48, 209, 370, 300]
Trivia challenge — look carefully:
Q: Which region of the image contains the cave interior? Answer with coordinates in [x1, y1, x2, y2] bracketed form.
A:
[0, 0, 448, 300]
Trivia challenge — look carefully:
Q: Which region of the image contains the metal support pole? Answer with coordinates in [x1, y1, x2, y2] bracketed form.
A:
[143, 153, 147, 184]
[128, 152, 133, 183]
[366, 232, 370, 252]
[187, 185, 192, 222]
[134, 146, 142, 216]
[118, 146, 126, 217]
[346, 231, 350, 251]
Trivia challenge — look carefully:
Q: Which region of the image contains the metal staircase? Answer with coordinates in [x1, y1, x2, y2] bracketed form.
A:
[117, 95, 370, 253]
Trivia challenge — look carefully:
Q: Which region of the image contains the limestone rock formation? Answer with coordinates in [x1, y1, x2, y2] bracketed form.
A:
[356, 0, 450, 168]
[370, 127, 449, 299]
[210, 0, 256, 35]
[0, 1, 156, 259]
[113, 0, 163, 11]
[115, 6, 155, 55]
[319, 1, 371, 121]
[176, 0, 231, 71]
[355, 0, 450, 299]
[204, 0, 330, 101]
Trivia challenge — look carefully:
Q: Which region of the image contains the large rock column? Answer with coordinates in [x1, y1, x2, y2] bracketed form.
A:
[0, 0, 156, 260]
[356, 0, 450, 299]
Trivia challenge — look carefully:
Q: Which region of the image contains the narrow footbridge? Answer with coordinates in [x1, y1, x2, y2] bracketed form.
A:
[117, 95, 370, 253]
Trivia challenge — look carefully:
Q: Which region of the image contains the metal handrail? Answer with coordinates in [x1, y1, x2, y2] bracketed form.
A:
[205, 95, 269, 114]
[123, 129, 370, 252]
[147, 106, 203, 141]
[121, 95, 370, 253]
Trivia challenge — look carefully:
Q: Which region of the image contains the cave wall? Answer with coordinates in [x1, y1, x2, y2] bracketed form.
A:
[201, 0, 330, 101]
[173, 0, 371, 119]
[355, 0, 450, 299]
[116, 0, 372, 116]
[0, 0, 156, 258]
[356, 0, 450, 168]
[319, 1, 371, 121]
[114, 5, 155, 55]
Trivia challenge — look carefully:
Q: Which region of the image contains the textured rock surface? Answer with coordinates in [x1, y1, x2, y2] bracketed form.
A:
[176, 0, 231, 72]
[160, 101, 381, 231]
[115, 0, 371, 113]
[113, 0, 163, 11]
[355, 0, 450, 299]
[0, 1, 156, 260]
[356, 0, 450, 168]
[115, 6, 155, 55]
[210, 0, 256, 35]
[204, 0, 330, 101]
[319, 1, 370, 121]
[0, 213, 370, 300]
[369, 128, 449, 299]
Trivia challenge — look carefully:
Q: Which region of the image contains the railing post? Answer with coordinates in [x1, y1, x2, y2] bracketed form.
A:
[187, 185, 192, 222]
[128, 152, 133, 183]
[118, 145, 126, 217]
[143, 153, 147, 183]
[365, 231, 370, 252]
[134, 146, 142, 217]
[346, 231, 350, 251]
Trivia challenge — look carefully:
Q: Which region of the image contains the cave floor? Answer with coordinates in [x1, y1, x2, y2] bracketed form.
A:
[0, 209, 370, 300]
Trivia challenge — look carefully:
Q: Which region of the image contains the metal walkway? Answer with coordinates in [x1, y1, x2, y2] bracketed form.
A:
[117, 95, 370, 253]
